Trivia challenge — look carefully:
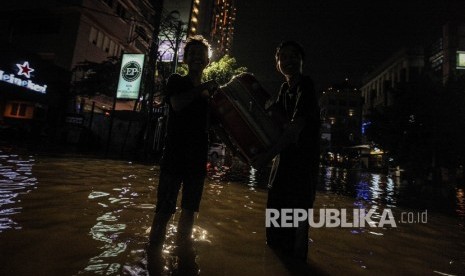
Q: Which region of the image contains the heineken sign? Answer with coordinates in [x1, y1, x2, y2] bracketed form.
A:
[0, 61, 48, 94]
[116, 54, 145, 99]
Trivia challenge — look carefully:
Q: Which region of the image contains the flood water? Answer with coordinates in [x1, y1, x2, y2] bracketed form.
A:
[0, 149, 464, 275]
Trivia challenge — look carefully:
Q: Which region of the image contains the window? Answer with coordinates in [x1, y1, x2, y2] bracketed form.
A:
[10, 103, 19, 116]
[8, 103, 31, 118]
[103, 36, 110, 52]
[109, 40, 115, 55]
[409, 66, 420, 80]
[89, 27, 97, 44]
[113, 44, 120, 56]
[18, 104, 27, 117]
[89, 27, 118, 55]
[96, 31, 104, 48]
[135, 26, 148, 42]
[400, 68, 407, 82]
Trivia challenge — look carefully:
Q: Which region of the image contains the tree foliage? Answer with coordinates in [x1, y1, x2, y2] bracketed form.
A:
[176, 54, 247, 85]
[72, 57, 120, 97]
[202, 55, 247, 85]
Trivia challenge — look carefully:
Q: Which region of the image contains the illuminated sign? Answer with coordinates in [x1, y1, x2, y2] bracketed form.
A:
[457, 51, 465, 69]
[0, 61, 47, 94]
[361, 121, 371, 135]
[116, 54, 145, 99]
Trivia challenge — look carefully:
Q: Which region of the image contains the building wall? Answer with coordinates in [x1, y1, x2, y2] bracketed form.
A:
[320, 82, 363, 150]
[0, 0, 154, 136]
[0, 0, 154, 71]
[360, 47, 424, 118]
[428, 21, 465, 84]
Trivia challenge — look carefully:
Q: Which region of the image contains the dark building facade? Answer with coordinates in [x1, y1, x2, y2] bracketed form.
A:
[320, 79, 363, 154]
[0, 0, 155, 138]
[0, 0, 154, 70]
[0, 45, 70, 136]
[427, 21, 465, 84]
[360, 47, 425, 119]
[0, 0, 154, 147]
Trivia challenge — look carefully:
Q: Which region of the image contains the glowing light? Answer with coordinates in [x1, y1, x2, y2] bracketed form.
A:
[16, 61, 34, 78]
[0, 61, 47, 94]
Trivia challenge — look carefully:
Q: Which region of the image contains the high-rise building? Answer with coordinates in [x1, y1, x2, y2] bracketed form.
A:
[427, 21, 465, 84]
[157, 0, 237, 78]
[188, 0, 237, 59]
[320, 79, 363, 152]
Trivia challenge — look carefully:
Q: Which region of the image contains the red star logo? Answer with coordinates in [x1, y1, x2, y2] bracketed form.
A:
[16, 61, 35, 79]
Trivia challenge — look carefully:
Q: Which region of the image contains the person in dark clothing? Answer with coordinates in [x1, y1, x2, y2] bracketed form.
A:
[148, 35, 218, 249]
[254, 41, 320, 261]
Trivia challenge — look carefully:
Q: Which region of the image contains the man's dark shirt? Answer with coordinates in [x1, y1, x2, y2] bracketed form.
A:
[160, 74, 209, 176]
[269, 75, 320, 207]
[277, 75, 320, 168]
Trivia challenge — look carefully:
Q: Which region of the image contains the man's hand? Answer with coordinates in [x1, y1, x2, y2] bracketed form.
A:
[201, 80, 219, 98]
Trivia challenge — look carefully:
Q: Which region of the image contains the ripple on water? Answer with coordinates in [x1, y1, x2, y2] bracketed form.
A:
[0, 151, 36, 232]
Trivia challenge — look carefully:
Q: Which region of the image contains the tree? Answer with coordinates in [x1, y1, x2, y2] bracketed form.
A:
[175, 54, 247, 85]
[202, 55, 247, 85]
[71, 57, 120, 97]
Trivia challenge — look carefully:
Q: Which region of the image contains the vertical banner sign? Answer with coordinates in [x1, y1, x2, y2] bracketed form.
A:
[116, 54, 145, 99]
[457, 51, 465, 69]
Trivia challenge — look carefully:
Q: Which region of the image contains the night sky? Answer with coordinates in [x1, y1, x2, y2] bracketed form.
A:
[232, 0, 465, 92]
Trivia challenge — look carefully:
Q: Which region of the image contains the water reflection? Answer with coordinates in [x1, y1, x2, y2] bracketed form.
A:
[208, 159, 465, 228]
[81, 163, 159, 274]
[318, 166, 465, 231]
[1, 150, 464, 275]
[320, 167, 402, 209]
[0, 150, 36, 232]
[456, 188, 465, 228]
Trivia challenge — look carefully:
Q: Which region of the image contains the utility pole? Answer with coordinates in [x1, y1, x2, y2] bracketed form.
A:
[172, 20, 182, 73]
[142, 0, 165, 160]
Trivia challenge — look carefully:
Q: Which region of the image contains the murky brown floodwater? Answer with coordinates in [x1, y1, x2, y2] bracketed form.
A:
[0, 149, 464, 275]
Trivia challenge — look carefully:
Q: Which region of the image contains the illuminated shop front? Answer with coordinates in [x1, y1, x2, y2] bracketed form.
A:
[0, 48, 69, 135]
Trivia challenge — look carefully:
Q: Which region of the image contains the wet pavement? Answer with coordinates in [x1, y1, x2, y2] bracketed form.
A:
[0, 149, 464, 275]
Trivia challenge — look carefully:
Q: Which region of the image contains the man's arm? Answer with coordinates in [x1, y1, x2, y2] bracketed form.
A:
[252, 79, 318, 169]
[251, 116, 305, 169]
[169, 79, 218, 112]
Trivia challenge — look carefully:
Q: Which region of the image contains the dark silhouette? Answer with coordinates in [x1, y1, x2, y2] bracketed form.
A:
[254, 41, 320, 261]
[148, 35, 218, 251]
